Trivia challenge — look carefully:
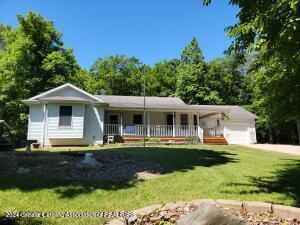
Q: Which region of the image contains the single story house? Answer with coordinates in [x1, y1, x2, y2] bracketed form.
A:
[23, 83, 257, 146]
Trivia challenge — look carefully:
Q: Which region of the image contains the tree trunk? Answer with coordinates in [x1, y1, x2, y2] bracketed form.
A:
[297, 119, 300, 145]
[269, 127, 273, 144]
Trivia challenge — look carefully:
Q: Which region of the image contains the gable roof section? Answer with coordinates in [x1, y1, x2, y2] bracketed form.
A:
[227, 106, 257, 119]
[25, 83, 103, 103]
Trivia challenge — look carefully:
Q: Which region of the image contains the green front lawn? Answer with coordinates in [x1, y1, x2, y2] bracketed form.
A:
[0, 145, 300, 225]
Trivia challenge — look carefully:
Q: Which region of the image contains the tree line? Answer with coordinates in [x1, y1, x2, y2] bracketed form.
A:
[0, 3, 299, 146]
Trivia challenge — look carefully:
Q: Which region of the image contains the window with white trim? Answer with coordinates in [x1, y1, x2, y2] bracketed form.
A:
[180, 114, 188, 126]
[59, 106, 72, 127]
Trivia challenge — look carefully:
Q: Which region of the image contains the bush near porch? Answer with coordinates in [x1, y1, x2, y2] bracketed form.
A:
[0, 145, 300, 225]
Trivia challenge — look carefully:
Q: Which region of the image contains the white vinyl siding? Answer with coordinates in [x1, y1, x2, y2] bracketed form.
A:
[27, 105, 44, 143]
[46, 87, 96, 101]
[26, 85, 105, 146]
[47, 103, 84, 138]
[83, 105, 104, 145]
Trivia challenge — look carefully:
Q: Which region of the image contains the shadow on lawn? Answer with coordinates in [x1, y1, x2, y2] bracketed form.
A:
[0, 147, 237, 198]
[225, 159, 300, 207]
[0, 216, 42, 225]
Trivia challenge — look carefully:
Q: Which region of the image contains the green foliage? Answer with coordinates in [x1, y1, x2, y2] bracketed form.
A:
[0, 12, 79, 144]
[249, 52, 300, 144]
[176, 38, 250, 106]
[89, 55, 145, 96]
[176, 37, 212, 104]
[185, 136, 200, 144]
[150, 138, 161, 144]
[155, 221, 174, 225]
[207, 53, 252, 105]
[149, 59, 179, 97]
[204, 0, 300, 143]
[0, 24, 11, 51]
[221, 113, 230, 121]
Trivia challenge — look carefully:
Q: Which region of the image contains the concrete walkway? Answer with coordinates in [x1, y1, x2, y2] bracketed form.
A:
[243, 144, 300, 156]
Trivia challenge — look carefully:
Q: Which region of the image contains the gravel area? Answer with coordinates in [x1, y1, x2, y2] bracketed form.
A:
[1, 151, 162, 181]
[132, 203, 300, 225]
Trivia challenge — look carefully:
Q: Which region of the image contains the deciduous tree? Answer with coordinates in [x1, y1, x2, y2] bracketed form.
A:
[0, 12, 79, 143]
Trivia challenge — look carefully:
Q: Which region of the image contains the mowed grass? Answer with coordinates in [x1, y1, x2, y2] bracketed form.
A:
[0, 145, 300, 225]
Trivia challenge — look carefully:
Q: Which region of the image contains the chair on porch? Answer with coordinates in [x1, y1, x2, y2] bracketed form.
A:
[107, 134, 115, 144]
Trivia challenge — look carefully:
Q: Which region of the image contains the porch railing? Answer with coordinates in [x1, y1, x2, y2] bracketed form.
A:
[104, 124, 198, 137]
[203, 127, 224, 137]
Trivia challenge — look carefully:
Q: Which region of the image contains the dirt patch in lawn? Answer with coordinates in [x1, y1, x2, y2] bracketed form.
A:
[0, 150, 163, 182]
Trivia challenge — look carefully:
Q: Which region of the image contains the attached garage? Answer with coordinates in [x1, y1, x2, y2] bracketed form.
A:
[226, 123, 249, 144]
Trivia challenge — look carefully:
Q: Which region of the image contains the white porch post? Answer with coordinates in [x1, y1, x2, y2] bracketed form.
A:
[197, 112, 200, 137]
[197, 112, 203, 143]
[172, 112, 175, 137]
[93, 104, 101, 146]
[42, 102, 48, 147]
[147, 111, 150, 137]
[120, 112, 123, 135]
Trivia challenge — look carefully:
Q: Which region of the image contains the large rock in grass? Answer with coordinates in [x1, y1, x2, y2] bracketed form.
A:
[76, 153, 103, 170]
[17, 167, 30, 174]
[176, 202, 248, 225]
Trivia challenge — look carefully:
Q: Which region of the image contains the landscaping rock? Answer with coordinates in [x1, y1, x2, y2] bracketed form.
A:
[17, 167, 30, 174]
[76, 153, 103, 170]
[216, 199, 243, 210]
[3, 150, 162, 182]
[176, 202, 248, 225]
[272, 204, 300, 220]
[243, 201, 272, 214]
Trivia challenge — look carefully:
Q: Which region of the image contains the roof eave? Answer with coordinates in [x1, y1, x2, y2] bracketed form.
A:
[28, 83, 104, 103]
[22, 99, 109, 106]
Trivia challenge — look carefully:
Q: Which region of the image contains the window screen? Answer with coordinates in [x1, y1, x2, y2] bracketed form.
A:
[180, 114, 188, 126]
[133, 114, 143, 125]
[59, 106, 72, 127]
[109, 115, 118, 124]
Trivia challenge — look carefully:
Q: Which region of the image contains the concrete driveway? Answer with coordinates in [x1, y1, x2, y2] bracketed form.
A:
[243, 144, 300, 156]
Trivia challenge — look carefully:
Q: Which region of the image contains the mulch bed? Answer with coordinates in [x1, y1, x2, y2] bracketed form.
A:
[0, 151, 162, 182]
[131, 203, 300, 225]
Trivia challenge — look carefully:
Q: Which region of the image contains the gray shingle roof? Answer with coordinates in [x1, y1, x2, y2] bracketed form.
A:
[95, 95, 257, 119]
[95, 95, 189, 109]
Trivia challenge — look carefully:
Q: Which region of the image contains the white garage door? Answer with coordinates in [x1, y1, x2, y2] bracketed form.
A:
[226, 123, 249, 144]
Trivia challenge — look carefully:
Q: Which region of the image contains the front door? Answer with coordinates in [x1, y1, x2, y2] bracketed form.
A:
[166, 113, 174, 136]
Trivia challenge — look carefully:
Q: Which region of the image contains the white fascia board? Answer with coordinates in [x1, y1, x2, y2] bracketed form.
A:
[28, 83, 103, 103]
[22, 100, 40, 105]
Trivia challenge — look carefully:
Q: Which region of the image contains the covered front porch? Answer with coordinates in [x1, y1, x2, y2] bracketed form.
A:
[103, 110, 226, 143]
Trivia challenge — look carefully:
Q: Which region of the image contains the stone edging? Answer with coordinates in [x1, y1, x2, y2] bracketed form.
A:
[107, 199, 300, 225]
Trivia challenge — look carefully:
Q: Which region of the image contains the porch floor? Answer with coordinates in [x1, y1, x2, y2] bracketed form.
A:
[112, 135, 187, 143]
[106, 135, 228, 145]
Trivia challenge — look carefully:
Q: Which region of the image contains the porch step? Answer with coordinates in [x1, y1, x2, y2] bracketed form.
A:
[203, 136, 228, 145]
